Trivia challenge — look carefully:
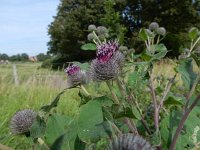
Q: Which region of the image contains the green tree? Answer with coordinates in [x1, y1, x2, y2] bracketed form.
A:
[48, 0, 105, 62]
[48, 0, 200, 62]
[37, 53, 51, 61]
[20, 53, 29, 61]
[0, 53, 9, 60]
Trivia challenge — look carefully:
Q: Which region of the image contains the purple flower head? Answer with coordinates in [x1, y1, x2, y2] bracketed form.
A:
[89, 40, 124, 81]
[64, 64, 81, 76]
[96, 40, 119, 63]
[64, 64, 88, 88]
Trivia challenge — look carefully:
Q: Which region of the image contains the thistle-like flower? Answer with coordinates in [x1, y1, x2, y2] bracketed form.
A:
[90, 40, 124, 81]
[10, 109, 37, 135]
[64, 64, 87, 88]
[107, 134, 153, 150]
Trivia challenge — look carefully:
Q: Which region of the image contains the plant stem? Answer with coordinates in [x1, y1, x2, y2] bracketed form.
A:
[80, 85, 90, 96]
[169, 94, 200, 150]
[124, 118, 138, 135]
[116, 78, 127, 98]
[0, 144, 13, 150]
[129, 93, 152, 135]
[110, 122, 122, 136]
[106, 81, 120, 104]
[37, 138, 49, 150]
[158, 74, 176, 111]
[190, 36, 200, 52]
[149, 71, 159, 130]
[156, 35, 160, 44]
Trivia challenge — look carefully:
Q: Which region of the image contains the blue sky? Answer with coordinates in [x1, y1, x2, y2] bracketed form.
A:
[0, 0, 60, 56]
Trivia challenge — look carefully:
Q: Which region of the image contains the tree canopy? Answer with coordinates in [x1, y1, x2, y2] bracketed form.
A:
[48, 0, 200, 64]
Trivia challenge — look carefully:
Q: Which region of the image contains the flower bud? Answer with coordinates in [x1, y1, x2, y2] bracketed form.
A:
[149, 22, 159, 31]
[64, 64, 88, 88]
[10, 109, 37, 135]
[88, 24, 97, 31]
[156, 27, 166, 36]
[87, 33, 96, 41]
[97, 26, 108, 35]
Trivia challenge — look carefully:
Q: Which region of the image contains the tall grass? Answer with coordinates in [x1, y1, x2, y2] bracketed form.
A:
[0, 63, 80, 149]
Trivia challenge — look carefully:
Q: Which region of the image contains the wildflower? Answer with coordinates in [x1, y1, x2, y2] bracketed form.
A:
[149, 22, 159, 31]
[107, 134, 153, 150]
[10, 109, 37, 135]
[64, 64, 87, 88]
[90, 40, 124, 81]
[156, 27, 166, 36]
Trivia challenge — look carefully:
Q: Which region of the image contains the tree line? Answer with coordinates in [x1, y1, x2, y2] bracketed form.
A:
[48, 0, 200, 67]
[0, 53, 51, 62]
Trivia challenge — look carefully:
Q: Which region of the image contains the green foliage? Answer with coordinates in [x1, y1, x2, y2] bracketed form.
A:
[163, 94, 184, 107]
[100, 0, 127, 44]
[78, 100, 109, 142]
[81, 43, 96, 51]
[176, 58, 197, 90]
[30, 116, 46, 139]
[40, 90, 66, 113]
[189, 27, 199, 40]
[160, 108, 200, 149]
[45, 114, 73, 145]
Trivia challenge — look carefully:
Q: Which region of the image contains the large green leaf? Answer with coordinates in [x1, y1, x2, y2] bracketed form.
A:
[151, 45, 167, 61]
[103, 104, 141, 120]
[81, 43, 96, 51]
[74, 136, 86, 150]
[30, 116, 46, 139]
[45, 114, 73, 145]
[51, 134, 65, 150]
[176, 58, 197, 90]
[78, 98, 112, 143]
[164, 94, 184, 107]
[50, 117, 78, 150]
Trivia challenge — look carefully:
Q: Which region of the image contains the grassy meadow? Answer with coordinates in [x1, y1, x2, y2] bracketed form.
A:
[0, 62, 80, 149]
